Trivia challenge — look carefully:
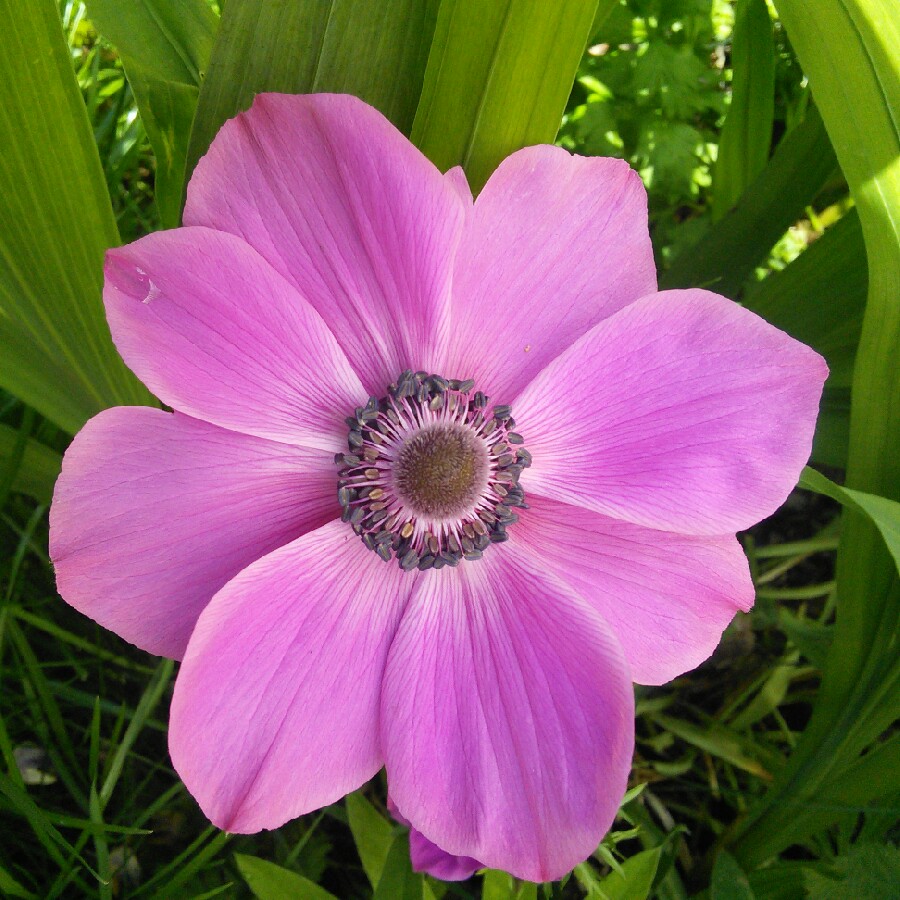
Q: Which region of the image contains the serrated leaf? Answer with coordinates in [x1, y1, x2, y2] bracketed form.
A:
[234, 854, 338, 900]
[411, 0, 604, 192]
[185, 0, 439, 187]
[0, 0, 153, 433]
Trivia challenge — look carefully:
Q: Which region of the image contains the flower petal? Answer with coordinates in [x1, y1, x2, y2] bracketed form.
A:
[184, 93, 465, 393]
[169, 522, 411, 833]
[513, 495, 754, 685]
[382, 547, 634, 882]
[104, 226, 364, 449]
[49, 407, 336, 659]
[389, 797, 482, 881]
[443, 148, 656, 400]
[515, 289, 828, 535]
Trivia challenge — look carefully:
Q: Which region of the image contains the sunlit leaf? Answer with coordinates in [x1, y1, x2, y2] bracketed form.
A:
[0, 0, 153, 433]
[185, 0, 439, 186]
[412, 0, 604, 192]
[85, 0, 219, 227]
[661, 105, 838, 297]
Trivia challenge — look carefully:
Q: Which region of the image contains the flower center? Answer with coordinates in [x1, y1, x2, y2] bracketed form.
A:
[335, 371, 531, 571]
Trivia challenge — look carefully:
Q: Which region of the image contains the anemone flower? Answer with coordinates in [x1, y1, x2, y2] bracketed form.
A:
[50, 93, 827, 882]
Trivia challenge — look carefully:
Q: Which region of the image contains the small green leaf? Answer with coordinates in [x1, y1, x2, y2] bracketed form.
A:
[235, 854, 338, 900]
[799, 467, 900, 574]
[481, 870, 536, 900]
[711, 850, 756, 900]
[345, 791, 395, 888]
[412, 0, 603, 192]
[372, 832, 422, 900]
[594, 846, 663, 900]
[0, 0, 153, 432]
[185, 0, 439, 186]
[711, 0, 775, 220]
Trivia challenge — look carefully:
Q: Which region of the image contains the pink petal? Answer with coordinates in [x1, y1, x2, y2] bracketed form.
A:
[184, 93, 465, 394]
[515, 289, 828, 535]
[104, 227, 364, 449]
[49, 408, 336, 659]
[388, 797, 482, 881]
[169, 521, 411, 833]
[443, 147, 656, 401]
[513, 495, 754, 685]
[381, 547, 634, 882]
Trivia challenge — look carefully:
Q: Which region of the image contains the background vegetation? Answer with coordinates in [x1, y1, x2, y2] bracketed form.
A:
[0, 0, 897, 897]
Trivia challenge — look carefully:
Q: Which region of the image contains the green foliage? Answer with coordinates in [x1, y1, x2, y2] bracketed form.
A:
[412, 0, 602, 192]
[1, 0, 898, 897]
[0, 0, 153, 435]
[185, 0, 440, 186]
[85, 0, 218, 227]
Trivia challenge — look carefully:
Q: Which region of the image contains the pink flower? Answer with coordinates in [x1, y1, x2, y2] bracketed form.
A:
[50, 94, 827, 882]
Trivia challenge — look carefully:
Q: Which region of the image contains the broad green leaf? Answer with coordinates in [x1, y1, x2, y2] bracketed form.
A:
[372, 833, 422, 900]
[85, 0, 218, 227]
[412, 0, 603, 192]
[0, 425, 61, 505]
[711, 0, 775, 220]
[0, 0, 152, 433]
[660, 105, 838, 297]
[711, 851, 756, 900]
[185, 0, 439, 185]
[235, 854, 338, 900]
[345, 791, 395, 888]
[743, 209, 867, 466]
[799, 468, 900, 574]
[743, 210, 866, 392]
[730, 0, 900, 867]
[594, 846, 663, 900]
[85, 0, 217, 86]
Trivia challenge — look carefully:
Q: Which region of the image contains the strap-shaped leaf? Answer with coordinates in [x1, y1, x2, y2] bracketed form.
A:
[411, 0, 603, 192]
[85, 0, 219, 227]
[0, 0, 152, 434]
[185, 0, 440, 186]
[743, 209, 867, 467]
[730, 0, 900, 868]
[0, 424, 61, 506]
[711, 0, 775, 220]
[660, 105, 837, 297]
